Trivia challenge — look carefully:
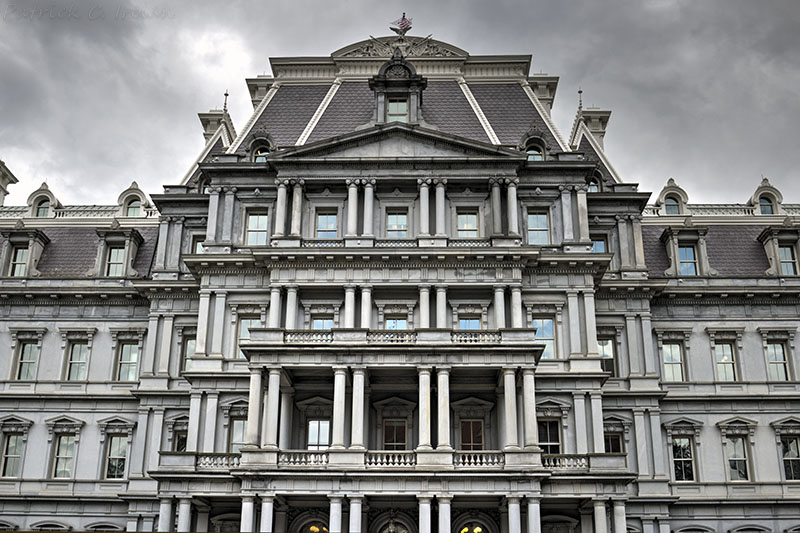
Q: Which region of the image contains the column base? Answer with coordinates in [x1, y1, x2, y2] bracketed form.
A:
[239, 448, 278, 467]
[568, 357, 603, 372]
[328, 449, 366, 468]
[187, 356, 224, 372]
[504, 450, 542, 469]
[416, 449, 454, 469]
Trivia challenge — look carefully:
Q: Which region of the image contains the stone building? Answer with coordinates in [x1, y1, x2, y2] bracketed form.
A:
[1, 26, 799, 533]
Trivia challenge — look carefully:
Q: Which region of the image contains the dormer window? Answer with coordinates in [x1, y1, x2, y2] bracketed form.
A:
[526, 145, 544, 162]
[369, 48, 426, 126]
[759, 196, 774, 215]
[387, 98, 409, 123]
[664, 197, 680, 215]
[105, 247, 125, 277]
[253, 145, 270, 163]
[9, 247, 28, 277]
[587, 178, 600, 193]
[125, 200, 141, 217]
[35, 200, 50, 218]
[92, 227, 143, 279]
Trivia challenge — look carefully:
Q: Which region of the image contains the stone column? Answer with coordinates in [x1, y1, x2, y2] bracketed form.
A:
[259, 495, 274, 533]
[616, 215, 632, 269]
[284, 285, 298, 330]
[349, 496, 363, 533]
[273, 180, 288, 237]
[332, 366, 348, 449]
[491, 178, 503, 235]
[196, 510, 209, 533]
[346, 180, 359, 237]
[240, 496, 255, 533]
[583, 291, 599, 356]
[203, 392, 218, 452]
[419, 285, 431, 328]
[503, 368, 520, 450]
[649, 409, 666, 477]
[633, 408, 650, 477]
[363, 179, 375, 236]
[640, 314, 657, 376]
[210, 291, 227, 356]
[290, 180, 304, 237]
[350, 367, 366, 449]
[262, 368, 281, 448]
[247, 369, 263, 445]
[195, 290, 211, 355]
[566, 291, 582, 356]
[147, 409, 165, 472]
[418, 367, 432, 450]
[494, 285, 507, 329]
[522, 368, 538, 450]
[593, 501, 608, 533]
[625, 315, 642, 375]
[612, 501, 627, 533]
[221, 187, 236, 243]
[187, 392, 202, 452]
[418, 496, 432, 533]
[158, 315, 174, 375]
[507, 497, 521, 533]
[279, 387, 294, 449]
[434, 179, 447, 236]
[506, 178, 520, 236]
[631, 215, 646, 267]
[436, 285, 447, 328]
[573, 392, 588, 454]
[344, 285, 356, 328]
[559, 185, 574, 241]
[576, 184, 590, 241]
[206, 187, 220, 242]
[590, 391, 605, 453]
[510, 286, 523, 328]
[177, 498, 192, 533]
[360, 285, 372, 329]
[527, 497, 541, 533]
[154, 218, 170, 270]
[438, 496, 451, 533]
[658, 521, 670, 533]
[418, 179, 431, 236]
[436, 367, 452, 450]
[329, 496, 343, 533]
[268, 286, 282, 328]
[157, 498, 173, 532]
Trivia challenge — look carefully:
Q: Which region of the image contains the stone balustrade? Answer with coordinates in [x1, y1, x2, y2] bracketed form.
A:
[453, 451, 505, 468]
[364, 451, 417, 467]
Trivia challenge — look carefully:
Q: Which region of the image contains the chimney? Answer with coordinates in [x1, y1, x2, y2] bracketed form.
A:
[197, 110, 226, 142]
[581, 108, 612, 149]
[0, 160, 19, 206]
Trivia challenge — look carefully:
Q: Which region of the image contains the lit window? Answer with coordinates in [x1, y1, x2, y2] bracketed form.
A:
[678, 245, 697, 276]
[386, 211, 408, 239]
[714, 342, 736, 382]
[458, 316, 481, 330]
[604, 432, 624, 453]
[383, 419, 407, 450]
[537, 420, 561, 454]
[672, 436, 695, 481]
[10, 246, 28, 277]
[125, 200, 141, 217]
[598, 338, 616, 375]
[782, 436, 800, 481]
[527, 212, 549, 245]
[726, 435, 750, 481]
[246, 213, 269, 246]
[526, 146, 543, 162]
[759, 196, 774, 215]
[316, 211, 338, 239]
[766, 342, 789, 381]
[237, 316, 261, 358]
[15, 342, 38, 380]
[117, 342, 139, 381]
[532, 317, 555, 359]
[307, 419, 330, 450]
[779, 246, 798, 276]
[52, 434, 76, 478]
[459, 419, 484, 451]
[385, 316, 407, 330]
[229, 418, 247, 453]
[253, 145, 270, 163]
[1, 433, 23, 477]
[591, 238, 606, 253]
[312, 316, 334, 330]
[105, 246, 125, 277]
[387, 98, 408, 123]
[662, 342, 684, 382]
[182, 336, 196, 371]
[66, 342, 88, 381]
[36, 200, 50, 218]
[457, 211, 478, 238]
[664, 197, 680, 215]
[173, 430, 188, 452]
[587, 179, 600, 193]
[105, 435, 127, 479]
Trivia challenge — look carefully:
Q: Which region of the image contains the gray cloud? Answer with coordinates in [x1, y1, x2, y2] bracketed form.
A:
[1, 0, 799, 206]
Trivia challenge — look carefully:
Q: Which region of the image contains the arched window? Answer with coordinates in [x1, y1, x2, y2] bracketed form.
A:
[526, 145, 544, 162]
[587, 178, 600, 193]
[125, 199, 141, 217]
[35, 199, 50, 218]
[253, 145, 270, 163]
[664, 196, 680, 215]
[759, 196, 774, 215]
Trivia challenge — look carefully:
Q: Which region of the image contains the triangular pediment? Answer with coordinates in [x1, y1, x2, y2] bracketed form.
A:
[270, 123, 525, 161]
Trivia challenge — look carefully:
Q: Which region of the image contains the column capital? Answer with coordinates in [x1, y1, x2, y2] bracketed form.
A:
[258, 493, 276, 500]
[417, 365, 433, 373]
[574, 184, 589, 193]
[332, 365, 349, 374]
[558, 184, 570, 192]
[504, 177, 520, 186]
[489, 177, 503, 186]
[267, 366, 282, 376]
[417, 178, 432, 187]
[589, 390, 603, 399]
[436, 494, 453, 503]
[345, 178, 359, 187]
[436, 365, 451, 374]
[524, 493, 542, 502]
[502, 366, 519, 374]
[290, 178, 305, 186]
[521, 366, 535, 375]
[418, 284, 431, 291]
[571, 390, 586, 399]
[275, 179, 290, 188]
[343, 284, 357, 291]
[505, 496, 521, 504]
[433, 178, 447, 186]
[493, 284, 508, 292]
[360, 284, 373, 291]
[285, 284, 299, 292]
[347, 494, 364, 502]
[351, 366, 367, 375]
[435, 283, 448, 291]
[241, 495, 256, 502]
[362, 179, 376, 187]
[416, 495, 433, 503]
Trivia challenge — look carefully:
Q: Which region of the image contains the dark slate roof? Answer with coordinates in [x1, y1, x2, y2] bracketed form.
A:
[576, 136, 612, 180]
[307, 82, 374, 144]
[468, 83, 559, 148]
[642, 224, 770, 278]
[420, 81, 489, 143]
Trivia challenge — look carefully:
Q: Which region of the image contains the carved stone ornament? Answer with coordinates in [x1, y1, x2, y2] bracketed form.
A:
[339, 35, 461, 58]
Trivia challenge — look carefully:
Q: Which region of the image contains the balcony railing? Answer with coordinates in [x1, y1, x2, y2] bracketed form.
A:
[367, 330, 418, 343]
[301, 239, 345, 248]
[454, 451, 505, 468]
[278, 450, 329, 467]
[196, 453, 241, 470]
[273, 328, 533, 346]
[451, 331, 502, 343]
[449, 238, 491, 247]
[284, 330, 334, 343]
[375, 239, 418, 248]
[365, 451, 417, 467]
[542, 454, 589, 471]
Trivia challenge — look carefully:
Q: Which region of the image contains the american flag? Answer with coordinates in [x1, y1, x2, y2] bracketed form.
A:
[390, 13, 412, 35]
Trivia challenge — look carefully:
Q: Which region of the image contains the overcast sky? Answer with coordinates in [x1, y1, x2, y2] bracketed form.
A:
[1, 0, 799, 207]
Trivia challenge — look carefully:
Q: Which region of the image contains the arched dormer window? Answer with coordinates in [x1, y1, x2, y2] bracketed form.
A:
[526, 144, 544, 162]
[665, 196, 681, 215]
[759, 196, 774, 215]
[125, 199, 141, 217]
[253, 145, 270, 163]
[35, 199, 50, 217]
[369, 48, 427, 125]
[587, 177, 600, 193]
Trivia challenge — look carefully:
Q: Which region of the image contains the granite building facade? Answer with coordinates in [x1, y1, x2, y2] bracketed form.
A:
[0, 29, 799, 533]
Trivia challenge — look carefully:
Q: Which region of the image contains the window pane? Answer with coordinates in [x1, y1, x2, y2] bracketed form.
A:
[238, 317, 261, 358]
[386, 212, 408, 238]
[532, 318, 555, 359]
[714, 343, 736, 381]
[672, 437, 694, 481]
[106, 435, 127, 478]
[106, 247, 125, 277]
[664, 197, 680, 215]
[527, 213, 549, 245]
[678, 246, 697, 276]
[317, 212, 338, 238]
[767, 343, 789, 381]
[126, 200, 141, 217]
[759, 197, 774, 215]
[385, 318, 407, 330]
[591, 239, 606, 253]
[726, 436, 749, 481]
[174, 431, 188, 452]
[312, 317, 334, 330]
[246, 214, 269, 246]
[459, 317, 480, 330]
[17, 342, 38, 380]
[457, 212, 478, 238]
[598, 338, 616, 375]
[54, 435, 75, 478]
[11, 247, 28, 277]
[662, 343, 684, 382]
[67, 343, 88, 381]
[1, 434, 23, 477]
[118, 343, 139, 381]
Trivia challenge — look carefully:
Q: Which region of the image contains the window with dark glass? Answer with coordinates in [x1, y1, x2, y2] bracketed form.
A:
[714, 342, 736, 381]
[52, 434, 75, 478]
[766, 342, 789, 381]
[105, 435, 127, 479]
[117, 342, 139, 381]
[591, 238, 607, 253]
[457, 211, 478, 238]
[105, 246, 125, 277]
[387, 98, 409, 123]
[782, 436, 800, 480]
[15, 342, 38, 380]
[238, 316, 261, 358]
[779, 245, 798, 275]
[1, 433, 23, 477]
[460, 419, 484, 451]
[527, 212, 549, 245]
[664, 197, 680, 215]
[125, 200, 141, 217]
[307, 419, 330, 450]
[726, 435, 750, 481]
[458, 316, 480, 330]
[598, 338, 616, 375]
[672, 436, 695, 481]
[532, 317, 555, 359]
[316, 211, 338, 239]
[759, 196, 774, 215]
[678, 245, 697, 276]
[173, 430, 188, 452]
[383, 419, 407, 450]
[385, 316, 407, 330]
[66, 342, 88, 381]
[386, 211, 408, 239]
[229, 418, 247, 453]
[662, 342, 684, 382]
[312, 316, 334, 330]
[36, 200, 50, 218]
[246, 213, 269, 246]
[537, 420, 561, 454]
[604, 432, 624, 453]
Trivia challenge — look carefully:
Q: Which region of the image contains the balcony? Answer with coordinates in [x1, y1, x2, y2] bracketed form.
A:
[250, 328, 536, 346]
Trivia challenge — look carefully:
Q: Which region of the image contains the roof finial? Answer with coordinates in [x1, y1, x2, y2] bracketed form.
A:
[390, 13, 413, 36]
[223, 90, 229, 113]
[578, 87, 583, 112]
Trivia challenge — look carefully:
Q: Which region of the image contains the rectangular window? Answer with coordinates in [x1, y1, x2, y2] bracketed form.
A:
[672, 436, 695, 481]
[229, 418, 247, 453]
[678, 245, 697, 276]
[191, 235, 205, 254]
[782, 436, 800, 481]
[66, 342, 88, 381]
[105, 435, 127, 479]
[591, 238, 607, 253]
[385, 316, 407, 330]
[386, 211, 408, 239]
[246, 213, 269, 246]
[106, 246, 125, 277]
[662, 342, 684, 382]
[598, 338, 616, 376]
[726, 435, 750, 481]
[383, 419, 407, 450]
[604, 432, 624, 453]
[766, 342, 789, 381]
[456, 211, 479, 238]
[714, 342, 736, 381]
[182, 336, 196, 371]
[52, 434, 75, 478]
[527, 212, 549, 245]
[532, 317, 555, 359]
[173, 430, 188, 452]
[537, 420, 561, 454]
[117, 342, 139, 381]
[1, 433, 23, 477]
[307, 419, 330, 451]
[16, 342, 38, 381]
[238, 316, 261, 358]
[10, 246, 28, 277]
[458, 316, 481, 330]
[460, 419, 484, 451]
[779, 245, 798, 276]
[316, 211, 338, 239]
[311, 316, 334, 330]
[387, 98, 408, 123]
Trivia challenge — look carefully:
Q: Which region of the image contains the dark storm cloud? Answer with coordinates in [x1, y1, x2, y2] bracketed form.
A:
[1, 0, 799, 205]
